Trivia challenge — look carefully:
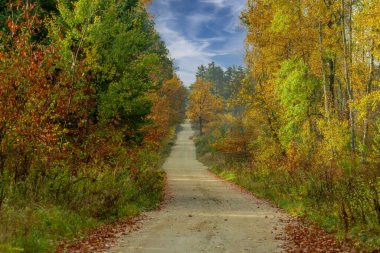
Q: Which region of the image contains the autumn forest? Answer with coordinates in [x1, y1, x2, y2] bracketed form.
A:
[0, 0, 187, 251]
[0, 0, 380, 252]
[187, 0, 380, 251]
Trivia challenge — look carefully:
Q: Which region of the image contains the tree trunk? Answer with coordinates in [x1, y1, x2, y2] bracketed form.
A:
[199, 116, 203, 136]
[341, 0, 355, 152]
[362, 50, 374, 161]
[239, 115, 250, 162]
[319, 22, 330, 121]
[328, 58, 336, 111]
[0, 150, 5, 209]
[0, 127, 6, 209]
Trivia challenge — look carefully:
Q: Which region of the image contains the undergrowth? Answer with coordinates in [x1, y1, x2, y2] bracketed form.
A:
[0, 127, 178, 253]
[195, 134, 380, 252]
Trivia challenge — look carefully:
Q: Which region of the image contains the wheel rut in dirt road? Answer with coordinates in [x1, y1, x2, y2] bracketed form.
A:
[108, 122, 287, 253]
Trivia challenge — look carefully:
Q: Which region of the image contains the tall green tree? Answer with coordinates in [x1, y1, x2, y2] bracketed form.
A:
[196, 62, 227, 98]
[52, 0, 173, 139]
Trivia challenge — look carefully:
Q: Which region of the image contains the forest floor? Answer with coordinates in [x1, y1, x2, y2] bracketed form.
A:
[59, 122, 356, 252]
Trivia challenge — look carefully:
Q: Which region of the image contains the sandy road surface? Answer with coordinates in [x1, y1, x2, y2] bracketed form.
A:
[108, 122, 286, 253]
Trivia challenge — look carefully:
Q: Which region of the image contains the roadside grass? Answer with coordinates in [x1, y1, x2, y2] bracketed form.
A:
[0, 160, 165, 253]
[0, 204, 99, 253]
[196, 135, 380, 252]
[209, 165, 380, 251]
[0, 127, 179, 253]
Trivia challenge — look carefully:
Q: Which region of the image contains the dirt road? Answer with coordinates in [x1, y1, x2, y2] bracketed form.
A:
[108, 122, 286, 253]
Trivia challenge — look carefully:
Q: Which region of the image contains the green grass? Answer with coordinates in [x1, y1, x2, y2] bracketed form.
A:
[0, 166, 165, 253]
[0, 165, 165, 253]
[0, 204, 98, 253]
[208, 164, 380, 251]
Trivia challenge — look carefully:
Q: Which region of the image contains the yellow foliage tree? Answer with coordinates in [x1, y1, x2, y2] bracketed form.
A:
[187, 79, 223, 135]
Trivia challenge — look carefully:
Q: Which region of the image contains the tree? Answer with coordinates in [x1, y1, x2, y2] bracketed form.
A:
[53, 0, 174, 140]
[0, 1, 89, 206]
[146, 75, 188, 144]
[187, 79, 223, 135]
[195, 62, 227, 98]
[276, 58, 321, 150]
[225, 66, 246, 109]
[0, 1, 187, 250]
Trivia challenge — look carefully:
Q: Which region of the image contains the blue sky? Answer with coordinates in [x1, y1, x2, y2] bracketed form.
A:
[149, 0, 246, 86]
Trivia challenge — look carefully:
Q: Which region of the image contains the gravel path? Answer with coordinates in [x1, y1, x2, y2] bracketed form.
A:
[108, 122, 287, 253]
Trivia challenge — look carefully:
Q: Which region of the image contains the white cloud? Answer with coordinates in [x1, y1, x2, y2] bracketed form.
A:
[199, 0, 245, 12]
[199, 0, 231, 7]
[155, 21, 213, 84]
[150, 0, 246, 86]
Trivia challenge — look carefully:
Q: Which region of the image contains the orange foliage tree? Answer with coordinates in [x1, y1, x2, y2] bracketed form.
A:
[0, 2, 92, 204]
[145, 75, 187, 146]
